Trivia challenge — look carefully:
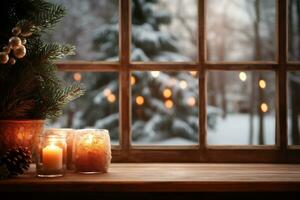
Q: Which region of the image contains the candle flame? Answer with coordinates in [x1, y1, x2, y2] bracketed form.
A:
[47, 143, 59, 150]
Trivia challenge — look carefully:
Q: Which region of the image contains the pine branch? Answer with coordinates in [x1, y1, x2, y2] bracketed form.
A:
[0, 0, 85, 120]
[1, 100, 35, 119]
[40, 82, 85, 119]
[30, 0, 54, 11]
[33, 4, 66, 31]
[40, 43, 75, 61]
[58, 83, 85, 104]
[0, 68, 38, 119]
[17, 3, 66, 34]
[27, 38, 75, 62]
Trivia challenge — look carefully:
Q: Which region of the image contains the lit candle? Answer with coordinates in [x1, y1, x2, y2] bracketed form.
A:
[43, 128, 74, 170]
[74, 129, 111, 173]
[42, 144, 63, 171]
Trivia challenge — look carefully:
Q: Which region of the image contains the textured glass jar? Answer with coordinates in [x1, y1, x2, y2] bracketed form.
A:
[74, 129, 111, 174]
[0, 120, 44, 156]
[36, 132, 66, 177]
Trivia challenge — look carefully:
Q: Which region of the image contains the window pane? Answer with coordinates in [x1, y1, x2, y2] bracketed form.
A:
[288, 0, 300, 61]
[131, 0, 197, 62]
[46, 0, 119, 61]
[47, 72, 119, 145]
[206, 0, 276, 62]
[288, 72, 300, 145]
[207, 71, 276, 145]
[131, 71, 199, 145]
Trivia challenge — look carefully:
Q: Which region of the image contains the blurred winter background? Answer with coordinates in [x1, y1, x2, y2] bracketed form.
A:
[45, 0, 300, 146]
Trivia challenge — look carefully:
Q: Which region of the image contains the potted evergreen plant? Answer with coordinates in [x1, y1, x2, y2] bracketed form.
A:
[0, 0, 84, 155]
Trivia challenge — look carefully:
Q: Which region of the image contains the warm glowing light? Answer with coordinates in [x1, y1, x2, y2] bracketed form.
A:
[84, 134, 94, 145]
[48, 143, 59, 149]
[73, 73, 82, 82]
[131, 76, 136, 85]
[151, 71, 160, 78]
[165, 100, 173, 109]
[190, 71, 197, 76]
[103, 88, 112, 97]
[187, 97, 196, 107]
[179, 80, 188, 89]
[260, 103, 268, 113]
[163, 89, 172, 98]
[136, 96, 144, 105]
[107, 94, 116, 103]
[48, 137, 58, 145]
[259, 80, 266, 89]
[239, 72, 247, 82]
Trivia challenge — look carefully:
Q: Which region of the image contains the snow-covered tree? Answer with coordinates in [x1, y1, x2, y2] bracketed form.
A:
[47, 0, 199, 144]
[93, 0, 198, 143]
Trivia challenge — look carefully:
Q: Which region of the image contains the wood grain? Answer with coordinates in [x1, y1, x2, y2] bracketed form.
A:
[119, 0, 131, 155]
[0, 163, 300, 192]
[116, 149, 300, 163]
[199, 0, 207, 151]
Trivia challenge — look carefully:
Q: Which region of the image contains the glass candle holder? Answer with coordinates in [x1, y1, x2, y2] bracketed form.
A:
[44, 128, 75, 170]
[36, 132, 66, 177]
[74, 129, 111, 174]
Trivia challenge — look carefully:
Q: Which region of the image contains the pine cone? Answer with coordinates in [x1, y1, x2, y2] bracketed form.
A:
[0, 147, 32, 176]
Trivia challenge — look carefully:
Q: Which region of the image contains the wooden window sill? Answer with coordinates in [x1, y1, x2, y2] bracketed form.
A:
[0, 163, 300, 192]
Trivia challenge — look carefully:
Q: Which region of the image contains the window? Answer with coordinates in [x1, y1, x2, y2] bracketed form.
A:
[207, 71, 276, 145]
[206, 0, 276, 62]
[47, 0, 300, 162]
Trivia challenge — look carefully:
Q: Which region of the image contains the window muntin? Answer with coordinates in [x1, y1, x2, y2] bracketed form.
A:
[45, 0, 300, 162]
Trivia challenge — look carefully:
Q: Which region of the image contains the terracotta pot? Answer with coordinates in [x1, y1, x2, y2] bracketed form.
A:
[0, 120, 45, 156]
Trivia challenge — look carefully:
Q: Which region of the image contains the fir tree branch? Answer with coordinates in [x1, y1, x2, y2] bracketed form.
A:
[40, 82, 85, 119]
[40, 43, 75, 61]
[17, 3, 66, 34]
[2, 100, 35, 119]
[26, 38, 75, 62]
[33, 4, 66, 31]
[0, 68, 38, 119]
[0, 0, 85, 120]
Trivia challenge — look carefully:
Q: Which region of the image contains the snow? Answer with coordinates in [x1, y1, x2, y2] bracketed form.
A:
[95, 113, 119, 129]
[208, 114, 275, 145]
[134, 137, 196, 145]
[133, 113, 275, 145]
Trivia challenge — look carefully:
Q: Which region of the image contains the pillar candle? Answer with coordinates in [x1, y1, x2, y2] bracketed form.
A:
[42, 144, 63, 170]
[74, 129, 111, 173]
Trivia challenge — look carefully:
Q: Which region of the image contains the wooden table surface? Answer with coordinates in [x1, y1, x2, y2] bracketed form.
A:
[1, 163, 300, 192]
